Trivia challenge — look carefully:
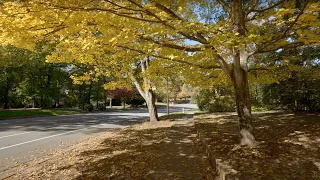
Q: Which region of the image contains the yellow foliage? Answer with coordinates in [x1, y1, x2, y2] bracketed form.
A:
[0, 0, 319, 89]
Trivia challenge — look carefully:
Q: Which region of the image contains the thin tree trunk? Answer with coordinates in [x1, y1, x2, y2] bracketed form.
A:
[104, 91, 107, 106]
[87, 80, 93, 104]
[79, 85, 84, 110]
[96, 84, 99, 109]
[32, 96, 36, 108]
[130, 72, 159, 122]
[46, 69, 52, 108]
[4, 75, 9, 109]
[167, 78, 170, 115]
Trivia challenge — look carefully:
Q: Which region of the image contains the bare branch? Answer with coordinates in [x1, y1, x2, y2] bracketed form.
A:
[248, 67, 270, 72]
[216, 0, 231, 13]
[250, 0, 286, 13]
[43, 26, 67, 37]
[154, 2, 182, 20]
[255, 41, 304, 54]
[104, 0, 143, 12]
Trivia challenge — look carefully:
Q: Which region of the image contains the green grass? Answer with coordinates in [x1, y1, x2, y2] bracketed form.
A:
[159, 113, 185, 120]
[155, 102, 167, 108]
[0, 109, 81, 120]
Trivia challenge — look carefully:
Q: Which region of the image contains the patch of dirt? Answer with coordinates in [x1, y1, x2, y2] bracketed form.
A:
[195, 112, 320, 180]
[7, 120, 213, 179]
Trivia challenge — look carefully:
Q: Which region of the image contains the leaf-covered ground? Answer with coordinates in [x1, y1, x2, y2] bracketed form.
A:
[5, 119, 214, 179]
[195, 112, 320, 180]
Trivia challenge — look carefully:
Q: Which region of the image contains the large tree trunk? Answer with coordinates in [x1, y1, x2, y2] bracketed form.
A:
[231, 0, 255, 146]
[233, 68, 255, 146]
[145, 90, 159, 122]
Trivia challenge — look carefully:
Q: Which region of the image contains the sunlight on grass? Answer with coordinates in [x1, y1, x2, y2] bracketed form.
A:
[0, 109, 81, 119]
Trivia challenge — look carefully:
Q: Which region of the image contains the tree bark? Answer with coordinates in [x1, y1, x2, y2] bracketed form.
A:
[109, 98, 112, 108]
[145, 90, 159, 122]
[32, 96, 36, 108]
[130, 59, 160, 122]
[4, 75, 9, 109]
[131, 76, 160, 122]
[232, 68, 255, 146]
[87, 80, 93, 104]
[231, 0, 255, 146]
[166, 77, 169, 115]
[79, 85, 84, 110]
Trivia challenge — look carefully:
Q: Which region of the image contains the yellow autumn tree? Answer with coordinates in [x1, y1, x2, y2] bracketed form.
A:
[1, 0, 319, 146]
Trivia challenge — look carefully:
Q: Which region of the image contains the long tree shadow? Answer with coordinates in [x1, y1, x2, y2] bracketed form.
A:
[195, 112, 320, 179]
[69, 121, 212, 180]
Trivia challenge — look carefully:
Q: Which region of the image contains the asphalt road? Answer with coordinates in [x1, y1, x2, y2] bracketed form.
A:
[0, 104, 197, 178]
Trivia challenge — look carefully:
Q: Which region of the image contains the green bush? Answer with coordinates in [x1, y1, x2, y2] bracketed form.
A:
[195, 89, 235, 112]
[98, 103, 107, 111]
[84, 104, 94, 112]
[127, 94, 145, 107]
[196, 90, 212, 111]
[208, 97, 235, 112]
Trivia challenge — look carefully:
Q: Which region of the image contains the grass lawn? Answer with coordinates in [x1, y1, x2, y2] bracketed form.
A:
[159, 113, 185, 120]
[155, 102, 167, 108]
[0, 109, 81, 120]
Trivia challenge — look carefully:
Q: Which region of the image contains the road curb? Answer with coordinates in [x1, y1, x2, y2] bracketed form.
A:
[194, 121, 238, 180]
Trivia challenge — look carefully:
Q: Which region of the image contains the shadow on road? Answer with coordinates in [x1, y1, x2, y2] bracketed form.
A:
[0, 106, 197, 133]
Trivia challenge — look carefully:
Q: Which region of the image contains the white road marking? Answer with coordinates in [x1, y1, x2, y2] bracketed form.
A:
[0, 123, 127, 151]
[0, 132, 32, 139]
[0, 128, 86, 151]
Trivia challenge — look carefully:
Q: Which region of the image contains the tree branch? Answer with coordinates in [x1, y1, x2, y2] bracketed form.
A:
[255, 41, 305, 54]
[125, 1, 209, 44]
[260, 0, 309, 49]
[118, 45, 221, 70]
[139, 36, 202, 52]
[154, 2, 208, 43]
[216, 0, 231, 13]
[129, 74, 146, 99]
[248, 67, 270, 72]
[104, 0, 143, 12]
[53, 5, 161, 23]
[249, 0, 286, 13]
